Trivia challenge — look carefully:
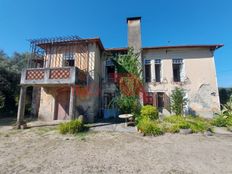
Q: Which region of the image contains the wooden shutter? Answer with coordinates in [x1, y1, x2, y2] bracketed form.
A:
[153, 92, 158, 107]
[164, 93, 171, 112]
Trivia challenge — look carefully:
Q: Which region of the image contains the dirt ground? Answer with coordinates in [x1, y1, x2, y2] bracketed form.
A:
[0, 126, 232, 174]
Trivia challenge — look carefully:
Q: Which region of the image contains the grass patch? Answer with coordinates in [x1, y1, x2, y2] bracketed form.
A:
[35, 126, 57, 135]
[58, 118, 88, 135]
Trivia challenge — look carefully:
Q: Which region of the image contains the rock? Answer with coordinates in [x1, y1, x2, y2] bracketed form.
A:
[179, 128, 192, 135]
[20, 124, 27, 129]
[204, 131, 213, 136]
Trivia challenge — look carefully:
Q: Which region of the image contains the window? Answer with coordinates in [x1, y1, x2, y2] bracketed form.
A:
[155, 59, 161, 82]
[143, 92, 153, 105]
[105, 59, 115, 83]
[106, 66, 115, 82]
[172, 59, 183, 82]
[157, 92, 164, 108]
[63, 52, 74, 67]
[144, 59, 151, 82]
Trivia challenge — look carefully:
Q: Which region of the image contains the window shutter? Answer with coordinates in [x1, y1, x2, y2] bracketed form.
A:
[163, 93, 171, 112]
[153, 92, 158, 107]
[180, 63, 185, 82]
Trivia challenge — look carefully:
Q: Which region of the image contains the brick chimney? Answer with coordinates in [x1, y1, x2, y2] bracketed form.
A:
[127, 17, 142, 54]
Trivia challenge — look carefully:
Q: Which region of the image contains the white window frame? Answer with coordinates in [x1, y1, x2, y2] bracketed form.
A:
[172, 58, 185, 82]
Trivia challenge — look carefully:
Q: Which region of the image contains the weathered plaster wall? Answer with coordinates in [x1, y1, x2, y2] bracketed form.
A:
[37, 43, 101, 122]
[38, 87, 56, 121]
[142, 47, 220, 118]
[75, 43, 101, 122]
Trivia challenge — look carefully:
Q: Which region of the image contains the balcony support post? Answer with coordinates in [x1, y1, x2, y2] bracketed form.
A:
[16, 86, 27, 129]
[69, 85, 76, 120]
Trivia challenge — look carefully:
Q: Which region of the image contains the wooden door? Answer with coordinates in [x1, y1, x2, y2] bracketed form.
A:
[55, 89, 70, 120]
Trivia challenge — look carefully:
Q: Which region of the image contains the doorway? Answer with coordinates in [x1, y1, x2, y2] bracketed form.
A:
[55, 88, 70, 120]
[157, 92, 164, 108]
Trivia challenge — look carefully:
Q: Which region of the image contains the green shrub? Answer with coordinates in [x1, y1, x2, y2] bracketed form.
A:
[163, 115, 185, 124]
[178, 121, 191, 129]
[163, 115, 212, 133]
[160, 122, 180, 133]
[170, 87, 188, 115]
[226, 116, 232, 126]
[140, 105, 159, 120]
[186, 116, 211, 133]
[59, 118, 84, 134]
[137, 118, 164, 136]
[212, 116, 228, 127]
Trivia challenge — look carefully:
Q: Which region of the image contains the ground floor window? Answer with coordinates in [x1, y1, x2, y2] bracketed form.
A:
[144, 92, 170, 111]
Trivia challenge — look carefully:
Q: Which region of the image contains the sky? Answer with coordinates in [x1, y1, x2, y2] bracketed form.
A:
[0, 0, 231, 87]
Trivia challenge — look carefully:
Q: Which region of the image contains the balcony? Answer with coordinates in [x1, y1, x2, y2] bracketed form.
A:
[20, 67, 86, 86]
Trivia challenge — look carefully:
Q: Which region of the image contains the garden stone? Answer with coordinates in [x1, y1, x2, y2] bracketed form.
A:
[179, 128, 192, 135]
[204, 131, 213, 136]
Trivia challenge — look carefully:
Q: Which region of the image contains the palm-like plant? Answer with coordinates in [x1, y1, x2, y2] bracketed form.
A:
[221, 96, 232, 117]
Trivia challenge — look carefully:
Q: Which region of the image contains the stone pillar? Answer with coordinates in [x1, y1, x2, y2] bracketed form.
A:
[31, 86, 41, 118]
[16, 86, 27, 128]
[69, 85, 76, 119]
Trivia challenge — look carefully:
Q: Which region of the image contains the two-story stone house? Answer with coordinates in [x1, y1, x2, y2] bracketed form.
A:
[16, 17, 223, 127]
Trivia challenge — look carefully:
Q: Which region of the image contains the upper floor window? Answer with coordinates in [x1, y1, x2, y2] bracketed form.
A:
[144, 59, 151, 82]
[105, 59, 115, 83]
[63, 52, 74, 67]
[172, 58, 183, 82]
[155, 59, 161, 82]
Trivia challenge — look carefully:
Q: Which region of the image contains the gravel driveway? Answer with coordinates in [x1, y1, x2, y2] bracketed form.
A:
[0, 127, 232, 174]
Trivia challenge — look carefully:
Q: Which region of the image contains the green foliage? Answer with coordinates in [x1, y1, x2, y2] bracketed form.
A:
[219, 88, 232, 105]
[159, 122, 180, 133]
[212, 115, 232, 127]
[137, 114, 214, 136]
[170, 87, 188, 115]
[113, 48, 142, 79]
[163, 115, 185, 123]
[140, 105, 159, 120]
[0, 50, 29, 115]
[0, 93, 5, 109]
[178, 121, 191, 129]
[109, 48, 142, 115]
[59, 118, 85, 134]
[163, 115, 212, 133]
[212, 116, 227, 127]
[221, 97, 232, 117]
[212, 97, 232, 128]
[187, 117, 211, 133]
[111, 95, 141, 114]
[137, 118, 164, 136]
